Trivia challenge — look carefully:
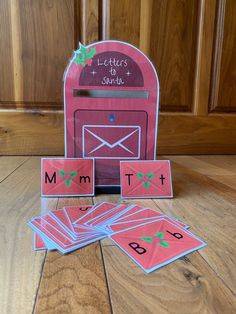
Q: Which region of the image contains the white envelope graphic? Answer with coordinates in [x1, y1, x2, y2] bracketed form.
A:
[82, 125, 141, 159]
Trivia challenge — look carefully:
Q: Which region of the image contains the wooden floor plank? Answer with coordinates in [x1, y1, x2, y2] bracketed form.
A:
[0, 157, 58, 314]
[57, 197, 94, 208]
[165, 155, 235, 176]
[0, 156, 28, 182]
[153, 161, 236, 293]
[34, 197, 111, 314]
[207, 174, 236, 190]
[34, 243, 111, 314]
[2, 156, 236, 313]
[166, 155, 236, 189]
[96, 164, 236, 312]
[194, 155, 236, 174]
[102, 245, 236, 314]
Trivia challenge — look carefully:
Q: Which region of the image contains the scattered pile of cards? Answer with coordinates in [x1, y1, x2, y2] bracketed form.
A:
[28, 202, 207, 273]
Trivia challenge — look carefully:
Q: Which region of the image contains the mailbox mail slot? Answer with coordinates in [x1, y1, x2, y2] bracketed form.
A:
[64, 40, 159, 190]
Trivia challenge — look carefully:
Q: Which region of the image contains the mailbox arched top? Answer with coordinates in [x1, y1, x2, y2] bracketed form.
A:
[64, 40, 159, 92]
[79, 51, 144, 87]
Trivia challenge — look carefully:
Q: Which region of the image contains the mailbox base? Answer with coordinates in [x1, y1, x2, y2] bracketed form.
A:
[95, 186, 120, 194]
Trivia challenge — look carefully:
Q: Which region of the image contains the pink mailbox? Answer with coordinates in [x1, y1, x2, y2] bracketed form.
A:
[64, 40, 159, 192]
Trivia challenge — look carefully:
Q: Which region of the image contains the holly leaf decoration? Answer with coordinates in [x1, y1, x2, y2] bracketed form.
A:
[73, 45, 96, 66]
[154, 232, 164, 239]
[137, 172, 144, 180]
[58, 170, 65, 177]
[160, 240, 169, 248]
[79, 44, 87, 54]
[147, 173, 155, 180]
[64, 179, 71, 187]
[143, 181, 150, 189]
[70, 171, 78, 177]
[87, 47, 96, 59]
[140, 236, 152, 243]
[58, 170, 78, 187]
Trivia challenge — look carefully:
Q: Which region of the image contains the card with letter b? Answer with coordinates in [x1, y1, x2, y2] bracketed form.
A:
[110, 218, 207, 273]
[120, 160, 173, 198]
[41, 158, 94, 197]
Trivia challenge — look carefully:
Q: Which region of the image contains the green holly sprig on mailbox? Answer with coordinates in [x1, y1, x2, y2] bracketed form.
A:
[73, 43, 96, 66]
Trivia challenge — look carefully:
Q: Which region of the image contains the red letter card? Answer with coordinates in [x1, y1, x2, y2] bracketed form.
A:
[41, 158, 94, 197]
[110, 218, 206, 273]
[120, 160, 173, 198]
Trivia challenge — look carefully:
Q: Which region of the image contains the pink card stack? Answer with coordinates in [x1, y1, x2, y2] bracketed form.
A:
[28, 202, 206, 273]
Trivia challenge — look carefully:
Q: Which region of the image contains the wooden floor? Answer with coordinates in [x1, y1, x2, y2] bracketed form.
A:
[0, 156, 236, 314]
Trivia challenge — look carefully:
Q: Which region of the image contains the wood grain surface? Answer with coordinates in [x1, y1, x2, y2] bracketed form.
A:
[0, 111, 64, 155]
[79, 0, 99, 45]
[0, 157, 58, 314]
[211, 0, 236, 112]
[193, 0, 216, 116]
[149, 0, 199, 112]
[157, 114, 236, 154]
[154, 162, 236, 292]
[0, 156, 28, 182]
[109, 0, 141, 47]
[0, 0, 15, 101]
[34, 197, 111, 314]
[1, 112, 236, 155]
[34, 243, 111, 314]
[102, 246, 235, 314]
[0, 0, 236, 155]
[1, 156, 236, 313]
[0, 0, 74, 106]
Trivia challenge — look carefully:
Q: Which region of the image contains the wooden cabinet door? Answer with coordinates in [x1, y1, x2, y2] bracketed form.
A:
[0, 0, 235, 154]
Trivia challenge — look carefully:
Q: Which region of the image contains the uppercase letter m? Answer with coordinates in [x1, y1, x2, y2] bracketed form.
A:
[45, 172, 56, 184]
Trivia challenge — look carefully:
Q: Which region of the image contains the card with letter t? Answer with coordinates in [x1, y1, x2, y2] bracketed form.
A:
[41, 158, 94, 197]
[110, 218, 207, 273]
[120, 160, 173, 198]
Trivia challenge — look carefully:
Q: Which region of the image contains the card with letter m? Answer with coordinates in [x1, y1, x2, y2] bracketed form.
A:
[120, 160, 173, 198]
[41, 158, 94, 197]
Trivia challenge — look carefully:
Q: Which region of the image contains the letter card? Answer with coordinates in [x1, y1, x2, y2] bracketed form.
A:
[120, 160, 173, 198]
[41, 158, 94, 197]
[110, 218, 206, 273]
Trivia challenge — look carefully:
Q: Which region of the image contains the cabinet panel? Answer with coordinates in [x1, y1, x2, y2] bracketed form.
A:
[0, 0, 75, 107]
[0, 1, 15, 101]
[0, 0, 235, 154]
[109, 0, 141, 46]
[150, 0, 200, 112]
[210, 0, 236, 112]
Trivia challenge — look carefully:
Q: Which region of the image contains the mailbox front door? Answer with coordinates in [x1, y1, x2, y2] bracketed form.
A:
[74, 109, 147, 186]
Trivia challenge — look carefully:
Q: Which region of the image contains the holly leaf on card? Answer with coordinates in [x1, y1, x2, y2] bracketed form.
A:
[160, 240, 169, 248]
[58, 169, 65, 177]
[154, 232, 164, 239]
[140, 236, 152, 243]
[143, 181, 150, 189]
[70, 171, 78, 177]
[137, 172, 143, 179]
[58, 170, 78, 187]
[147, 173, 155, 180]
[136, 172, 154, 189]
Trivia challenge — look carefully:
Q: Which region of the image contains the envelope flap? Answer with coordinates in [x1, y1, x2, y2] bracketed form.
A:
[84, 126, 139, 145]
